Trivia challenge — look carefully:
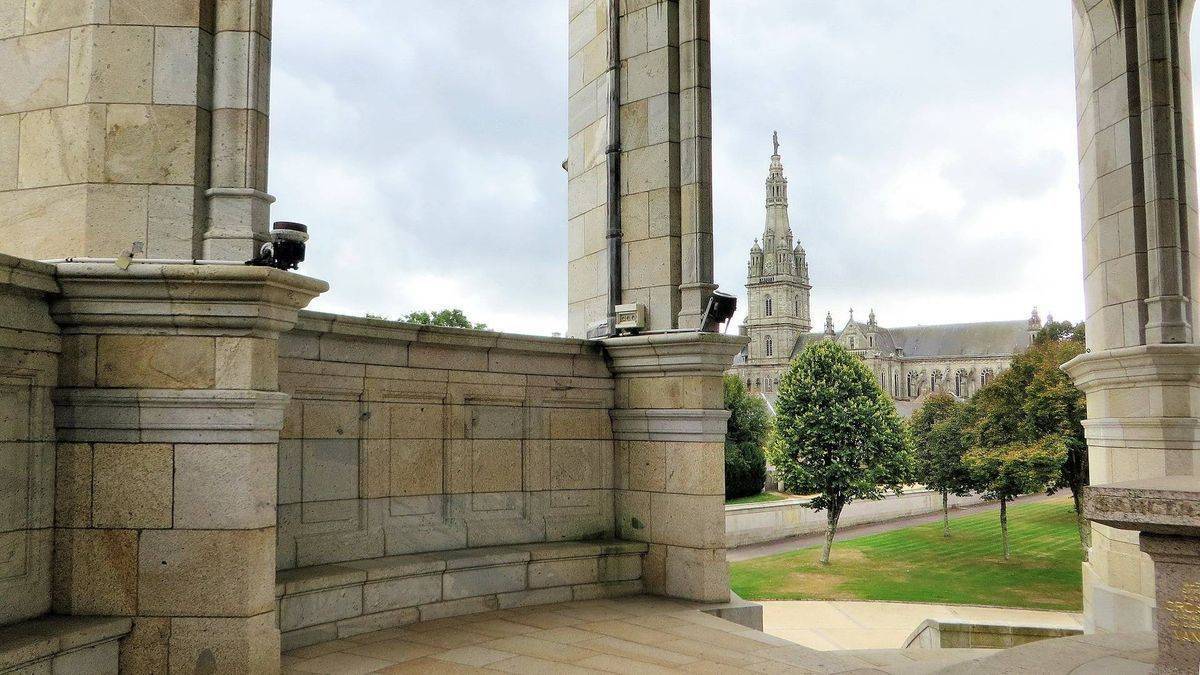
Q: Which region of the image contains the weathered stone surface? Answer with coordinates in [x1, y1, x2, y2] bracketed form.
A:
[96, 335, 214, 389]
[118, 617, 169, 674]
[279, 586, 361, 632]
[362, 574, 442, 613]
[173, 444, 275, 529]
[53, 528, 138, 615]
[442, 563, 526, 600]
[168, 613, 279, 675]
[68, 25, 154, 104]
[138, 528, 275, 617]
[0, 31, 70, 115]
[91, 442, 173, 528]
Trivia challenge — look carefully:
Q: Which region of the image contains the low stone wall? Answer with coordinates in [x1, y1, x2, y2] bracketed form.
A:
[275, 540, 646, 650]
[725, 489, 985, 548]
[0, 254, 59, 626]
[904, 618, 1082, 649]
[276, 312, 617, 570]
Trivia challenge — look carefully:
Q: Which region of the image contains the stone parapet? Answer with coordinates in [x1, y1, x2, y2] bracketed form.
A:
[605, 331, 747, 603]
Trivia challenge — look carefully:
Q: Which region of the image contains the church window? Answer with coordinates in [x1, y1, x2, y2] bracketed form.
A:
[981, 368, 995, 387]
[794, 297, 799, 315]
[765, 335, 774, 357]
[869, 335, 874, 347]
[849, 337, 855, 349]
[765, 295, 773, 317]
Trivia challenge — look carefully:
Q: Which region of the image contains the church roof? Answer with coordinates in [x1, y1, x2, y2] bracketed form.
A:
[888, 320, 1030, 357]
[790, 319, 1030, 359]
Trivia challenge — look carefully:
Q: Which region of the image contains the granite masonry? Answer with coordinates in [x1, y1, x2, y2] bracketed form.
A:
[0, 0, 1196, 673]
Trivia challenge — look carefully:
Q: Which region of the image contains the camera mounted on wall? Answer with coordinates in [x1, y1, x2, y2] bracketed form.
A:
[246, 221, 309, 271]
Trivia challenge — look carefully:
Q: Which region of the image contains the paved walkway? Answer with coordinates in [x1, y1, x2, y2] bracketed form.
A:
[280, 595, 984, 674]
[760, 600, 1084, 651]
[728, 492, 1059, 562]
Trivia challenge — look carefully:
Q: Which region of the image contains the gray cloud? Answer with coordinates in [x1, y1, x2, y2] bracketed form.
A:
[267, 1, 1119, 335]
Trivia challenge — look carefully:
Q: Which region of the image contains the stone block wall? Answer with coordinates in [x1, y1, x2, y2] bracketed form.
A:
[0, 254, 59, 626]
[276, 312, 618, 571]
[0, 0, 273, 262]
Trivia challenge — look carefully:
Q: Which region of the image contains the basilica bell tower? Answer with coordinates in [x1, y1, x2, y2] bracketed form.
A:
[742, 133, 812, 383]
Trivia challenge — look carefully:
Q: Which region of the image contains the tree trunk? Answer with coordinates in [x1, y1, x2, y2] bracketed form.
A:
[1000, 497, 1010, 561]
[1071, 488, 1090, 561]
[820, 503, 843, 565]
[941, 491, 950, 538]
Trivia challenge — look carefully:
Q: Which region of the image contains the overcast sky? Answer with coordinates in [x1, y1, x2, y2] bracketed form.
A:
[270, 1, 1092, 335]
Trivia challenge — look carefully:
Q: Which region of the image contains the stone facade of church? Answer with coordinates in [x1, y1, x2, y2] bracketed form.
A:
[728, 140, 1041, 414]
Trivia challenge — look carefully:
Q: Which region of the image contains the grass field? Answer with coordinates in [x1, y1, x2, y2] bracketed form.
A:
[730, 497, 1083, 611]
[726, 491, 791, 505]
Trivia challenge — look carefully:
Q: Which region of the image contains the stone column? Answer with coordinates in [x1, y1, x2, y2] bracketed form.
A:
[204, 0, 274, 260]
[50, 263, 325, 673]
[606, 331, 747, 602]
[1084, 479, 1200, 673]
[566, 0, 716, 337]
[1067, 0, 1200, 634]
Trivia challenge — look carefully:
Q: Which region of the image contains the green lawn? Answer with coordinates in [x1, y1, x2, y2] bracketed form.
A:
[727, 491, 791, 505]
[731, 497, 1083, 611]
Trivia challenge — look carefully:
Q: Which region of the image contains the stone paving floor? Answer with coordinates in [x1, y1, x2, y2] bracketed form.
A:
[281, 595, 1156, 674]
[280, 595, 982, 674]
[760, 600, 1084, 650]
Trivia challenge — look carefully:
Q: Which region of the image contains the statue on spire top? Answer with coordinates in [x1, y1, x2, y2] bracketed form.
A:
[772, 131, 780, 156]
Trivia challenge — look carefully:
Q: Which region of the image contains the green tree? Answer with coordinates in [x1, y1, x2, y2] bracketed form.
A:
[970, 324, 1088, 552]
[402, 309, 488, 330]
[723, 376, 771, 499]
[769, 341, 913, 564]
[910, 393, 973, 537]
[962, 438, 1066, 560]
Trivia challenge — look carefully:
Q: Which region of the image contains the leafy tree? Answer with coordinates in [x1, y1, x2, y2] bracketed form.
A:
[970, 325, 1088, 552]
[402, 309, 488, 330]
[962, 438, 1066, 560]
[910, 393, 973, 537]
[769, 341, 913, 564]
[723, 376, 771, 500]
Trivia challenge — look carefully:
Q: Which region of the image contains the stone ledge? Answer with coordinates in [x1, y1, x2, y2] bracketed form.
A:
[54, 388, 289, 443]
[611, 408, 730, 442]
[603, 331, 750, 377]
[1083, 477, 1200, 537]
[275, 540, 648, 650]
[903, 619, 1083, 650]
[0, 615, 131, 672]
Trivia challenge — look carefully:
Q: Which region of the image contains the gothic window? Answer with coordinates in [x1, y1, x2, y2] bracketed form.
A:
[765, 295, 773, 317]
[981, 368, 995, 387]
[869, 335, 874, 347]
[765, 335, 773, 357]
[955, 369, 969, 398]
[793, 297, 798, 315]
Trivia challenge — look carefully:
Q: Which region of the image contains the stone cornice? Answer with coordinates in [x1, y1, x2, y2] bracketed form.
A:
[603, 331, 749, 377]
[54, 388, 289, 443]
[1062, 344, 1200, 392]
[293, 310, 603, 357]
[1083, 478, 1200, 537]
[0, 252, 59, 296]
[50, 263, 328, 337]
[611, 408, 730, 442]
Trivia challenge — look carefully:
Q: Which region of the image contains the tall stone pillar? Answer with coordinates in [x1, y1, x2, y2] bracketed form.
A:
[606, 331, 747, 602]
[566, 0, 717, 337]
[0, 0, 274, 262]
[1066, 0, 1200, 634]
[50, 263, 325, 673]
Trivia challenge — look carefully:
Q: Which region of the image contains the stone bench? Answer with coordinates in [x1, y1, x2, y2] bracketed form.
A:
[275, 540, 647, 650]
[0, 616, 131, 674]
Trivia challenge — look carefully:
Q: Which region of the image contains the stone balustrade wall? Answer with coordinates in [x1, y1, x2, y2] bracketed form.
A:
[276, 312, 618, 571]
